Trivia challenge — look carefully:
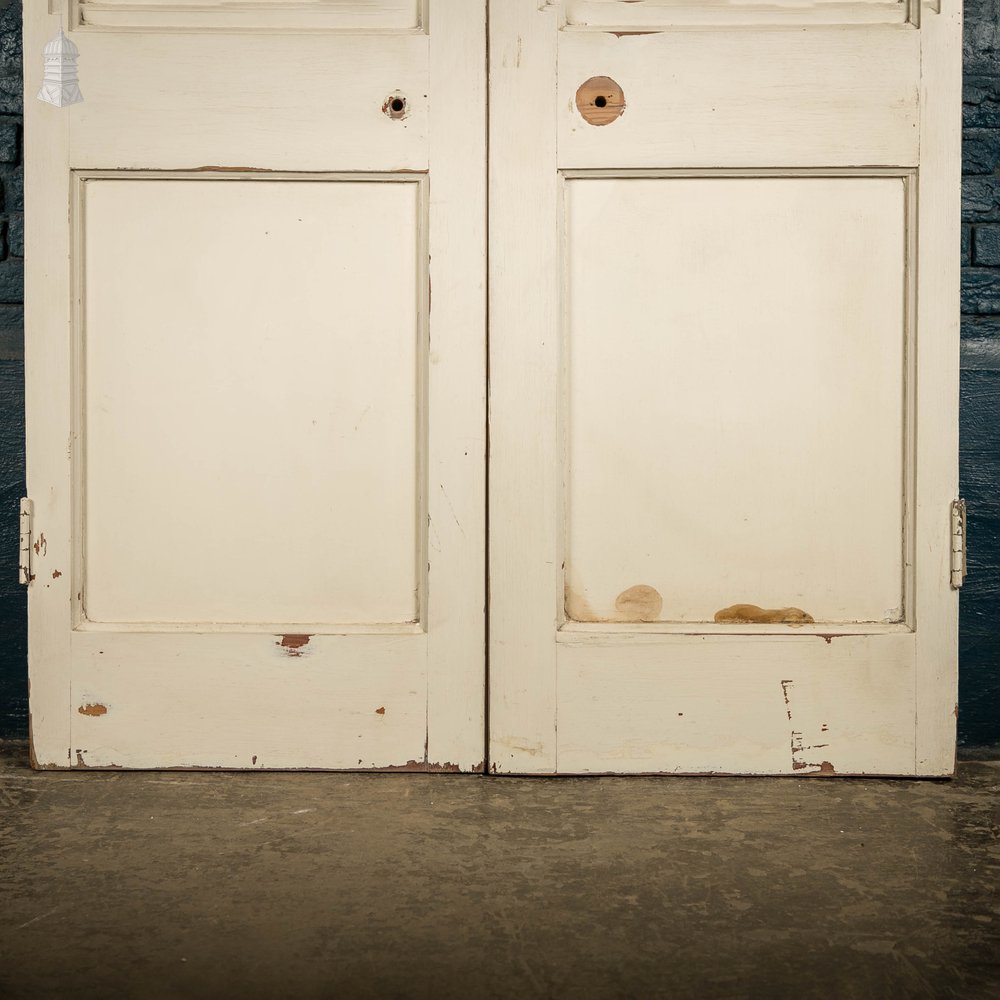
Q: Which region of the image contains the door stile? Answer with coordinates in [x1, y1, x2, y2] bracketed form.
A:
[913, 1, 962, 775]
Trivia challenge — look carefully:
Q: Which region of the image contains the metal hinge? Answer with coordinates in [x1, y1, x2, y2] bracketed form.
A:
[18, 498, 32, 586]
[950, 499, 967, 590]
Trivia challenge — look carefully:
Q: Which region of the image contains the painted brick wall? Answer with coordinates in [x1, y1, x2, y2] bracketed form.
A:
[0, 3, 998, 747]
[0, 0, 24, 739]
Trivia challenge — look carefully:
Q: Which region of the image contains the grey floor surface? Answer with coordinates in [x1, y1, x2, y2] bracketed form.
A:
[1, 740, 999, 1000]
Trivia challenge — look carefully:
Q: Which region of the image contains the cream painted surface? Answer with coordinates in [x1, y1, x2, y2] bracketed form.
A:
[25, 1, 486, 769]
[560, 0, 913, 28]
[565, 175, 907, 625]
[489, 0, 961, 775]
[84, 176, 422, 626]
[73, 0, 424, 31]
[557, 29, 920, 169]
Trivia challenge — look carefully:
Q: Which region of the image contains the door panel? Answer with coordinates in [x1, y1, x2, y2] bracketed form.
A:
[489, 0, 961, 775]
[26, 0, 486, 770]
[564, 174, 908, 626]
[83, 176, 424, 627]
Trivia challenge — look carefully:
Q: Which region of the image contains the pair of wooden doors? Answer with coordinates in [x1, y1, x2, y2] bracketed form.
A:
[24, 1, 962, 774]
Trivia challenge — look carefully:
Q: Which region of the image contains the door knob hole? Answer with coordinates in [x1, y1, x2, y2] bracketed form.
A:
[383, 93, 408, 120]
[575, 77, 625, 126]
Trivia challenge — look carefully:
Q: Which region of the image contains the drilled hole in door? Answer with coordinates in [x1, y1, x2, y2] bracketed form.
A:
[575, 77, 625, 126]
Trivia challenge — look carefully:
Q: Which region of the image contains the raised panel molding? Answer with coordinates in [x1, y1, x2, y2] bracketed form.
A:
[72, 1, 426, 33]
[543, 0, 917, 28]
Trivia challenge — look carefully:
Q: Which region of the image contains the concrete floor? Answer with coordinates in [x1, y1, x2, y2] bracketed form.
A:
[1, 742, 999, 1000]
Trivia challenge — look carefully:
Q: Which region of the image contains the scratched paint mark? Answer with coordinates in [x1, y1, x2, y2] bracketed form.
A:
[715, 604, 814, 625]
[78, 703, 108, 717]
[783, 681, 834, 775]
[277, 635, 311, 656]
[615, 585, 663, 622]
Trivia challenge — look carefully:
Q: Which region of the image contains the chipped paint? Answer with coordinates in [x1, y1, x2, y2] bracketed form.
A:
[78, 703, 108, 717]
[277, 634, 312, 656]
[361, 760, 462, 773]
[33, 532, 47, 557]
[51, 569, 62, 579]
[714, 604, 814, 625]
[375, 706, 386, 715]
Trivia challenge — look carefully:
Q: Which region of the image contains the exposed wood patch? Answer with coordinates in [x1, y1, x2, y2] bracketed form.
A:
[33, 532, 46, 557]
[575, 76, 625, 126]
[614, 584, 663, 622]
[276, 634, 312, 656]
[714, 604, 815, 625]
[78, 703, 108, 717]
[51, 569, 62, 579]
[375, 706, 386, 715]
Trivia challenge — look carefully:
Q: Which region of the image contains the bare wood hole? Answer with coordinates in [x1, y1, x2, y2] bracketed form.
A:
[383, 93, 408, 120]
[576, 76, 625, 126]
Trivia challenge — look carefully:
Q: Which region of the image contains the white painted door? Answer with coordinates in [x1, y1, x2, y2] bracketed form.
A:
[25, 1, 486, 769]
[489, 0, 962, 775]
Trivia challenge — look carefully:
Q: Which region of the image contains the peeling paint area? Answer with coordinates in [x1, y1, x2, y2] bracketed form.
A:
[614, 585, 663, 622]
[714, 604, 815, 625]
[77, 703, 107, 717]
[565, 583, 664, 623]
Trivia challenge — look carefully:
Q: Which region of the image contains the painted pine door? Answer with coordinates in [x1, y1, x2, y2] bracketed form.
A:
[25, 1, 486, 770]
[489, 0, 962, 775]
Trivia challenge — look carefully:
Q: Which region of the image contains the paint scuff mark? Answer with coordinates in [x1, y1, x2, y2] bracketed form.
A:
[75, 750, 88, 767]
[715, 604, 814, 625]
[784, 680, 834, 775]
[277, 634, 312, 656]
[252, 755, 258, 765]
[375, 706, 386, 715]
[611, 30, 659, 36]
[78, 703, 107, 717]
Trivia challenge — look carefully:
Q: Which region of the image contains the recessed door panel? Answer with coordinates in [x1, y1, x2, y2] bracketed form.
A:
[564, 175, 907, 626]
[83, 176, 423, 627]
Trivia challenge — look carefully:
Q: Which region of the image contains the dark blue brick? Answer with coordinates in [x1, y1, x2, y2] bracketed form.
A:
[0, 121, 17, 163]
[964, 0, 1000, 77]
[7, 212, 21, 257]
[963, 315, 1000, 340]
[964, 77, 1000, 130]
[963, 129, 1000, 175]
[2, 167, 23, 212]
[962, 175, 1000, 221]
[0, 258, 20, 303]
[973, 225, 1000, 266]
[963, 224, 973, 264]
[962, 267, 1000, 314]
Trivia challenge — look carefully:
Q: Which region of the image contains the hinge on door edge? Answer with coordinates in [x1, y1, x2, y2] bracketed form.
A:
[18, 498, 32, 586]
[950, 499, 967, 590]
